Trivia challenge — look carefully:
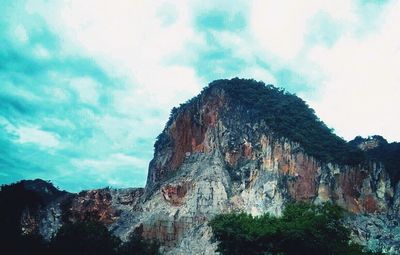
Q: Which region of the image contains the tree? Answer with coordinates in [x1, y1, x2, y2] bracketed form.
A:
[0, 182, 46, 255]
[49, 221, 120, 255]
[210, 202, 382, 255]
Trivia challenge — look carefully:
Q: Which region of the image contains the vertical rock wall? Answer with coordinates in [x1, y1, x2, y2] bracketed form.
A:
[140, 85, 397, 253]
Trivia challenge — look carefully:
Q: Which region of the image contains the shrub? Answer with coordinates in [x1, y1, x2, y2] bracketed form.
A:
[49, 221, 120, 255]
[210, 202, 382, 255]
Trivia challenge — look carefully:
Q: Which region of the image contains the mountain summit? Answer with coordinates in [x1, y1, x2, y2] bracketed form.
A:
[2, 79, 400, 254]
[147, 78, 365, 194]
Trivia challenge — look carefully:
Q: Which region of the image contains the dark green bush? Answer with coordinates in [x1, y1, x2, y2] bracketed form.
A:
[50, 221, 160, 255]
[49, 221, 120, 255]
[210, 202, 382, 255]
[0, 181, 45, 255]
[1, 181, 160, 255]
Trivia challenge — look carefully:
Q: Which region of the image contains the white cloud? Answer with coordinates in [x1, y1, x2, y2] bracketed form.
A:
[71, 153, 148, 187]
[33, 44, 51, 59]
[57, 2, 195, 72]
[73, 153, 148, 172]
[133, 66, 202, 109]
[17, 126, 60, 148]
[37, 0, 206, 122]
[69, 77, 100, 105]
[305, 1, 400, 141]
[249, 0, 357, 62]
[0, 118, 60, 149]
[13, 24, 29, 44]
[240, 67, 277, 85]
[249, 0, 399, 141]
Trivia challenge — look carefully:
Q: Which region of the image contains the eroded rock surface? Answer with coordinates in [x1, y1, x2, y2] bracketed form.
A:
[139, 81, 399, 253]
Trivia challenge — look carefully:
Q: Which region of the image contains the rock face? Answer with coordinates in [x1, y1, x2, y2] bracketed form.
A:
[140, 79, 398, 254]
[10, 79, 400, 253]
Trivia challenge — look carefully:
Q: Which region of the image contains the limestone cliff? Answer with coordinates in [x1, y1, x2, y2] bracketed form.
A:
[140, 79, 398, 254]
[4, 79, 400, 254]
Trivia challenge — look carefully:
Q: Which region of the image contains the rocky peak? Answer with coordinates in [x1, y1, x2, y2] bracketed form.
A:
[146, 78, 369, 197]
[350, 135, 388, 151]
[141, 79, 398, 252]
[21, 179, 68, 203]
[146, 84, 226, 195]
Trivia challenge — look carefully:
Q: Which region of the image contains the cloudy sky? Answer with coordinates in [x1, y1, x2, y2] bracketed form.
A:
[1, 0, 399, 191]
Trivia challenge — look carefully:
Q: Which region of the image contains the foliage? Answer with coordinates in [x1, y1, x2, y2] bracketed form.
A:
[49, 221, 120, 255]
[0, 181, 46, 254]
[0, 181, 160, 255]
[350, 135, 400, 184]
[49, 221, 160, 255]
[204, 78, 365, 165]
[210, 202, 382, 255]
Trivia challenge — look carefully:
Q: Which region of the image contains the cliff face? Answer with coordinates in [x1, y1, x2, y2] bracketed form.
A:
[140, 80, 397, 254]
[32, 187, 144, 241]
[146, 81, 394, 215]
[7, 79, 400, 254]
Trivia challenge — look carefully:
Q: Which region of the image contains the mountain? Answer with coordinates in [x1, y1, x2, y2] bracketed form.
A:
[1, 78, 400, 254]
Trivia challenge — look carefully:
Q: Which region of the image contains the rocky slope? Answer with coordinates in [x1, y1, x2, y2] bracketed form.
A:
[2, 79, 400, 254]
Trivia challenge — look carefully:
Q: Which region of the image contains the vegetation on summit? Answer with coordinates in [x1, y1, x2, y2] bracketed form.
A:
[204, 78, 365, 165]
[350, 135, 400, 184]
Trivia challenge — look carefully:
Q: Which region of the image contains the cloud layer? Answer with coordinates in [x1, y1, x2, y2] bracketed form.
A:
[0, 0, 398, 191]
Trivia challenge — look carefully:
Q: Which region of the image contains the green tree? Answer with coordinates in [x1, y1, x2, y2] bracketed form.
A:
[0, 182, 47, 255]
[49, 221, 120, 255]
[210, 202, 382, 255]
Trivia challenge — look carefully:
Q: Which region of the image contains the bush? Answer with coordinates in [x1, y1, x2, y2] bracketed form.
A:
[49, 221, 120, 255]
[0, 181, 45, 254]
[49, 221, 160, 255]
[210, 202, 382, 255]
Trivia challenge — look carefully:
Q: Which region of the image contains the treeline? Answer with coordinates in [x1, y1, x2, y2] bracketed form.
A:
[210, 202, 382, 255]
[206, 78, 364, 166]
[0, 220, 159, 255]
[0, 182, 159, 255]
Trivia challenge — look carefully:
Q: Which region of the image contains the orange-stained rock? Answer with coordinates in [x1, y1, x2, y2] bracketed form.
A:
[225, 151, 241, 167]
[242, 141, 253, 159]
[161, 182, 192, 206]
[363, 194, 379, 213]
[67, 189, 116, 224]
[287, 155, 319, 201]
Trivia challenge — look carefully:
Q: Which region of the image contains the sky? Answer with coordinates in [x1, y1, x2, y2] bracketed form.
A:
[0, 0, 399, 192]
